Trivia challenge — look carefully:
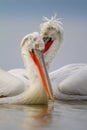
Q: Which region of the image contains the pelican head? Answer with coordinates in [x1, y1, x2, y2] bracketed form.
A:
[21, 32, 44, 52]
[40, 15, 64, 69]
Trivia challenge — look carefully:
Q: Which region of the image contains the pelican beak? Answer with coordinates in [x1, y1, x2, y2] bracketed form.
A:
[43, 37, 53, 53]
[30, 49, 54, 102]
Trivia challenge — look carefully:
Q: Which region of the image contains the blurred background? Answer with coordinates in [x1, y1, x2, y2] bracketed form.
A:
[0, 0, 87, 72]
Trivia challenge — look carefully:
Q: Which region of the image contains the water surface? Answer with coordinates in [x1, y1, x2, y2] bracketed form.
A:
[0, 101, 87, 130]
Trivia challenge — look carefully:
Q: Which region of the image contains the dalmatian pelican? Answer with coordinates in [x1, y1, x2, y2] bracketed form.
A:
[40, 16, 87, 100]
[0, 32, 54, 104]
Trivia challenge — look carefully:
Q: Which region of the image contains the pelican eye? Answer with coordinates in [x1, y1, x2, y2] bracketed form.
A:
[43, 37, 52, 44]
[33, 37, 37, 41]
[47, 26, 54, 30]
[43, 37, 49, 42]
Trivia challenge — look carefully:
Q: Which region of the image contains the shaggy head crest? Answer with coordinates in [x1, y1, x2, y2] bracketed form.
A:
[43, 14, 63, 26]
[40, 15, 64, 33]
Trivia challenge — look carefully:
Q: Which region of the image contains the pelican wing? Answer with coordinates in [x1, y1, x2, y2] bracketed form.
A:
[49, 64, 87, 100]
[0, 69, 26, 97]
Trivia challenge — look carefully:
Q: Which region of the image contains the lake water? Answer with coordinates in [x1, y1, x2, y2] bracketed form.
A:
[0, 100, 87, 130]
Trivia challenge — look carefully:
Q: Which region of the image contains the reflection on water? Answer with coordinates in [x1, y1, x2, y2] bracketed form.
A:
[0, 103, 53, 130]
[21, 104, 53, 130]
[0, 101, 87, 130]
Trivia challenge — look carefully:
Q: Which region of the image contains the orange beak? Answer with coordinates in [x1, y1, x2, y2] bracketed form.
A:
[30, 49, 54, 102]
